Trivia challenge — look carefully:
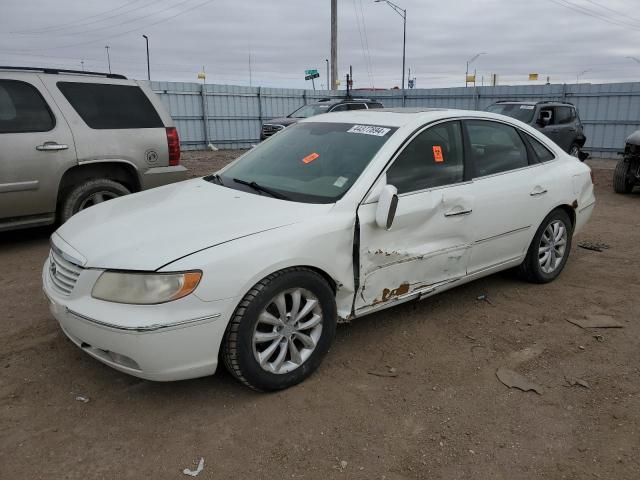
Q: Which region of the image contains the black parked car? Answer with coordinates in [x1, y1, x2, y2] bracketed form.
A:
[614, 130, 640, 194]
[260, 97, 384, 140]
[487, 101, 587, 159]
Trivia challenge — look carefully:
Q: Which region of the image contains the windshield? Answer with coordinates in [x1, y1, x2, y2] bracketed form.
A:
[219, 122, 397, 203]
[487, 103, 536, 123]
[289, 104, 332, 118]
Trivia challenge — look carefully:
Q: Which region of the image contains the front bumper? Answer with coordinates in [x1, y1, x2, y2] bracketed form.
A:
[43, 258, 237, 381]
[141, 165, 188, 190]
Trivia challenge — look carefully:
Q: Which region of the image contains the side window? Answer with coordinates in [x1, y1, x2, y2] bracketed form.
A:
[57, 82, 163, 129]
[387, 121, 464, 194]
[466, 120, 529, 177]
[555, 106, 573, 124]
[330, 104, 348, 112]
[0, 80, 54, 133]
[346, 103, 367, 110]
[526, 134, 556, 162]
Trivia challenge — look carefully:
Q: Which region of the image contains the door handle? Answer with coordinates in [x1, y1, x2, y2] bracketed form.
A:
[530, 188, 548, 196]
[444, 208, 473, 217]
[36, 142, 68, 151]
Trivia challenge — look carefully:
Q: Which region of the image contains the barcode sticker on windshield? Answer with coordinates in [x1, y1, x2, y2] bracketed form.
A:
[348, 125, 391, 136]
[520, 105, 535, 110]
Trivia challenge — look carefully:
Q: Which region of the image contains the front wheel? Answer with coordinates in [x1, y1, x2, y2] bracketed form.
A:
[613, 159, 634, 194]
[222, 268, 337, 391]
[60, 178, 130, 223]
[518, 209, 573, 284]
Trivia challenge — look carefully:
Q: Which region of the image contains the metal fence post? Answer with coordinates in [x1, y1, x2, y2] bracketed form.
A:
[562, 83, 567, 101]
[201, 83, 210, 147]
[474, 86, 480, 110]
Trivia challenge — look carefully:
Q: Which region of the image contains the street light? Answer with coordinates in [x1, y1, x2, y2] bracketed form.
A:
[142, 34, 150, 81]
[105, 45, 111, 74]
[626, 56, 640, 65]
[325, 58, 329, 91]
[374, 0, 406, 91]
[576, 69, 590, 84]
[465, 52, 486, 87]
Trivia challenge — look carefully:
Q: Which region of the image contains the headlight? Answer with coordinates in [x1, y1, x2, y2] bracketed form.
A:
[91, 271, 202, 305]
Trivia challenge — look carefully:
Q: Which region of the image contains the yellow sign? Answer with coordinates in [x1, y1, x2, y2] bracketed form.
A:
[529, 73, 539, 81]
[466, 74, 476, 83]
[197, 71, 206, 80]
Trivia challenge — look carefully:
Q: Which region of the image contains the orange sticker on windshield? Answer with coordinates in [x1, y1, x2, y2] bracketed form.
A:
[433, 146, 444, 163]
[302, 152, 320, 164]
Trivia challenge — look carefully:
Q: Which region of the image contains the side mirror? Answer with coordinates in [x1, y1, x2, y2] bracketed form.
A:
[375, 185, 399, 230]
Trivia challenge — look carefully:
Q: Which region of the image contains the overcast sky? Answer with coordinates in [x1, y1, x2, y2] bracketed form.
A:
[1, 0, 639, 89]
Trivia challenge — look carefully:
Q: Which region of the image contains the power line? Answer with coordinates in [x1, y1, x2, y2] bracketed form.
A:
[352, 0, 373, 88]
[580, 0, 640, 24]
[546, 0, 640, 31]
[11, 0, 214, 51]
[11, 0, 155, 34]
[358, 0, 375, 88]
[40, 0, 197, 38]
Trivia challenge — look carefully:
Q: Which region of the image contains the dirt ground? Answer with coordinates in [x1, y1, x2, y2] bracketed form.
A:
[1, 152, 638, 479]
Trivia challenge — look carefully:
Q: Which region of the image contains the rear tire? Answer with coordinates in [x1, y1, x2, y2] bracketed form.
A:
[569, 143, 581, 158]
[518, 209, 573, 284]
[613, 159, 634, 194]
[222, 268, 337, 391]
[60, 178, 130, 223]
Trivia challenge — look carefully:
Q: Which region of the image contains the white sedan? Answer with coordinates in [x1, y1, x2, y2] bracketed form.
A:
[43, 108, 595, 391]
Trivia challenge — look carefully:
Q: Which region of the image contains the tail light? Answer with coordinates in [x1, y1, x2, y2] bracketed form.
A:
[166, 127, 180, 166]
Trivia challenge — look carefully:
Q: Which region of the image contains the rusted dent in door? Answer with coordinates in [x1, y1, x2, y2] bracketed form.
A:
[377, 282, 410, 304]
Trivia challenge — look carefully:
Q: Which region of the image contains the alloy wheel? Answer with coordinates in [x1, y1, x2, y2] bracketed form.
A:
[538, 220, 568, 274]
[252, 288, 323, 374]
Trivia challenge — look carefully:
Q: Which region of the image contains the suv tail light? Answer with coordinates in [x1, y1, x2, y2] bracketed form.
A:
[166, 127, 180, 166]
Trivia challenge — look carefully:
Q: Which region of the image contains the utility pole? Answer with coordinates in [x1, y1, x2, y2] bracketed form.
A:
[325, 58, 329, 91]
[80, 60, 84, 72]
[142, 34, 150, 81]
[249, 51, 253, 87]
[105, 46, 111, 74]
[330, 0, 338, 90]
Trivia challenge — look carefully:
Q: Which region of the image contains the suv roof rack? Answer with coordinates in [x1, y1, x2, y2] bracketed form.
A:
[537, 100, 574, 106]
[0, 66, 127, 80]
[316, 97, 374, 103]
[493, 99, 574, 106]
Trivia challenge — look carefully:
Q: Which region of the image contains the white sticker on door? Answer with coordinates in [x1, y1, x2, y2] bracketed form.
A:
[520, 105, 535, 110]
[347, 125, 391, 136]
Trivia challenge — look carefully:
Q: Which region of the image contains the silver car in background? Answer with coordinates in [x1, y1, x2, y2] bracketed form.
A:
[0, 66, 186, 232]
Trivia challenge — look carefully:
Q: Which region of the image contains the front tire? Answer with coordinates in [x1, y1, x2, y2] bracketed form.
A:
[518, 209, 573, 284]
[60, 178, 130, 223]
[222, 268, 337, 391]
[613, 159, 634, 194]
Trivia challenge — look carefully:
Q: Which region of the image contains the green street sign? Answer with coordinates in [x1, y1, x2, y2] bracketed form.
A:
[305, 69, 319, 75]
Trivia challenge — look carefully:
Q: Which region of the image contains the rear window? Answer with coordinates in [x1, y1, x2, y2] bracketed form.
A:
[57, 82, 163, 129]
[0, 79, 54, 133]
[486, 103, 536, 123]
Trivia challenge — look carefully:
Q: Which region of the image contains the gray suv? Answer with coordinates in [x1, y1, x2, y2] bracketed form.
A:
[0, 66, 186, 232]
[260, 97, 384, 140]
[487, 101, 587, 159]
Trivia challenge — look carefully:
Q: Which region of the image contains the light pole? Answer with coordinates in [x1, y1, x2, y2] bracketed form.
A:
[465, 53, 486, 87]
[325, 58, 329, 91]
[142, 34, 150, 81]
[375, 0, 406, 90]
[105, 45, 111, 74]
[626, 56, 640, 65]
[576, 69, 590, 84]
[80, 60, 84, 72]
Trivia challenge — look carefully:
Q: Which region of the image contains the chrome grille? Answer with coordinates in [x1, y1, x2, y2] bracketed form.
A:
[261, 124, 284, 138]
[49, 248, 83, 295]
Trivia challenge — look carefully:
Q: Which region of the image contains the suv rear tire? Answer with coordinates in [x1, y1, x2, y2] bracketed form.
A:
[613, 159, 634, 194]
[60, 179, 130, 223]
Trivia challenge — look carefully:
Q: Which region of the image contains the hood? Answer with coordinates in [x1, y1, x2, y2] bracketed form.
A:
[264, 116, 300, 127]
[54, 179, 332, 271]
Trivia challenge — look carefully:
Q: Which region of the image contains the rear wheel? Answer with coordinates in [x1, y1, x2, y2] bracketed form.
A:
[569, 143, 581, 158]
[222, 268, 337, 391]
[518, 209, 573, 284]
[613, 159, 634, 194]
[60, 178, 130, 223]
